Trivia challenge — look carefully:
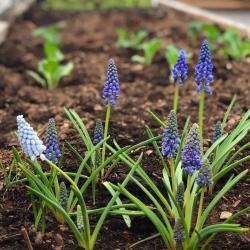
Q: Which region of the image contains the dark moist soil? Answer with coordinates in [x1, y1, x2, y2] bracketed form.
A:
[0, 2, 250, 250]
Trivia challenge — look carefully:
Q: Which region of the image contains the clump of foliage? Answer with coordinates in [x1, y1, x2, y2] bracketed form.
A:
[219, 28, 250, 60]
[188, 21, 250, 60]
[116, 28, 148, 49]
[27, 22, 73, 90]
[131, 38, 163, 65]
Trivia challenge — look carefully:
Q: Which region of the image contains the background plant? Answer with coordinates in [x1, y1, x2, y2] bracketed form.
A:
[131, 38, 163, 65]
[27, 22, 73, 90]
[116, 28, 148, 49]
[187, 21, 250, 60]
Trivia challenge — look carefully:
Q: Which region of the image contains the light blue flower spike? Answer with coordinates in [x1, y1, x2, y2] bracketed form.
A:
[17, 115, 46, 161]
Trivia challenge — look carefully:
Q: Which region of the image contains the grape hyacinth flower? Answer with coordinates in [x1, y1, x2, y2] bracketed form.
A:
[195, 39, 213, 94]
[102, 58, 120, 107]
[173, 219, 185, 244]
[93, 119, 104, 144]
[181, 124, 202, 175]
[77, 205, 84, 230]
[95, 150, 102, 166]
[17, 115, 46, 161]
[162, 110, 180, 159]
[59, 182, 68, 210]
[197, 159, 213, 187]
[45, 118, 61, 164]
[176, 182, 184, 208]
[172, 49, 188, 85]
[213, 121, 222, 143]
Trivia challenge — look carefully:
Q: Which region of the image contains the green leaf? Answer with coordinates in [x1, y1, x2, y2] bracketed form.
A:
[44, 42, 64, 61]
[103, 182, 131, 228]
[200, 170, 248, 228]
[131, 55, 146, 64]
[26, 70, 46, 88]
[165, 45, 179, 68]
[33, 21, 65, 45]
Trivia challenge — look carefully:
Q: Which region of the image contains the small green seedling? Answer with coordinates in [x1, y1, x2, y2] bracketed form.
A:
[33, 21, 65, 46]
[188, 21, 221, 49]
[219, 28, 250, 60]
[116, 28, 148, 49]
[131, 38, 163, 65]
[27, 22, 73, 90]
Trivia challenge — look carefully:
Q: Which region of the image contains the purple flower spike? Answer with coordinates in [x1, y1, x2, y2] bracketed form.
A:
[17, 115, 46, 161]
[102, 58, 120, 107]
[197, 159, 213, 187]
[213, 121, 222, 143]
[195, 39, 213, 94]
[45, 118, 61, 164]
[162, 110, 180, 159]
[181, 123, 202, 175]
[93, 119, 104, 145]
[172, 49, 188, 85]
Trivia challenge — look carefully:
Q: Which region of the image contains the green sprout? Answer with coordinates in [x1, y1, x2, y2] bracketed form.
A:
[27, 22, 73, 90]
[116, 28, 148, 49]
[219, 28, 250, 60]
[131, 38, 163, 65]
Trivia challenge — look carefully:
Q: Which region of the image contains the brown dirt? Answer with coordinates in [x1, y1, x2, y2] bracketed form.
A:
[0, 2, 250, 250]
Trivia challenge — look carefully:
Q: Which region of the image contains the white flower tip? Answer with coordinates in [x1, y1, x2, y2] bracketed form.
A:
[40, 154, 46, 161]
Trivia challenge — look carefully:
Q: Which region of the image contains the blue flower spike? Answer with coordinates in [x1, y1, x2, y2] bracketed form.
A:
[213, 121, 222, 143]
[102, 58, 120, 107]
[181, 123, 202, 175]
[172, 49, 188, 85]
[93, 119, 104, 145]
[173, 219, 185, 244]
[162, 110, 180, 159]
[45, 118, 61, 164]
[195, 39, 213, 94]
[197, 159, 213, 187]
[17, 115, 46, 161]
[176, 182, 185, 208]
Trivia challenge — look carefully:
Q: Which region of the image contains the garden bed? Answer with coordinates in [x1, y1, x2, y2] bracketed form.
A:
[0, 2, 250, 250]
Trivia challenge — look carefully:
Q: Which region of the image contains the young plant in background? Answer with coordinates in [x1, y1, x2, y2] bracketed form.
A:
[131, 38, 162, 65]
[102, 58, 120, 175]
[219, 28, 250, 60]
[195, 39, 213, 149]
[32, 21, 65, 46]
[187, 21, 221, 49]
[116, 28, 148, 49]
[172, 49, 188, 112]
[165, 44, 179, 82]
[27, 23, 73, 90]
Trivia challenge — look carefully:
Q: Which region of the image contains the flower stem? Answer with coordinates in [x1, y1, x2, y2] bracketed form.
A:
[195, 187, 205, 230]
[184, 175, 191, 233]
[169, 158, 176, 197]
[198, 88, 205, 151]
[173, 83, 179, 113]
[102, 101, 111, 177]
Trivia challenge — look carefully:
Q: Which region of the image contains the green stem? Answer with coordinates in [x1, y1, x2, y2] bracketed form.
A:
[184, 175, 191, 234]
[169, 158, 176, 197]
[102, 101, 111, 177]
[195, 187, 205, 230]
[198, 88, 205, 151]
[173, 83, 179, 113]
